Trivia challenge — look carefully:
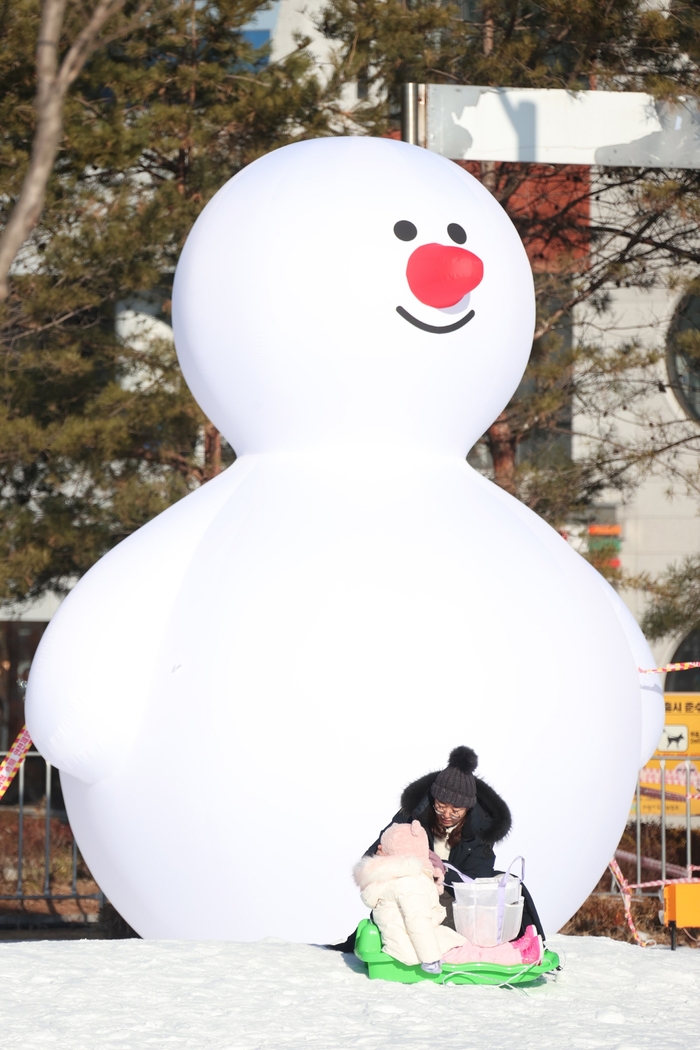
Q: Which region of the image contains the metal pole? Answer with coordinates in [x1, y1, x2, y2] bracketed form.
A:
[44, 760, 51, 896]
[636, 776, 642, 894]
[17, 760, 24, 896]
[72, 836, 78, 896]
[401, 83, 417, 144]
[661, 758, 667, 882]
[686, 759, 692, 879]
[416, 83, 427, 148]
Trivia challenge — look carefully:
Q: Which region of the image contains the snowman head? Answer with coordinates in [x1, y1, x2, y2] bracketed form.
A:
[173, 137, 535, 457]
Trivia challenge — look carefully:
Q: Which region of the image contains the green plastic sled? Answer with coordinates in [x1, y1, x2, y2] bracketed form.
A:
[353, 918, 560, 986]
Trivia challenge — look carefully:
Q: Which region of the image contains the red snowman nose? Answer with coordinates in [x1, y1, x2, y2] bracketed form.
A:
[406, 243, 484, 308]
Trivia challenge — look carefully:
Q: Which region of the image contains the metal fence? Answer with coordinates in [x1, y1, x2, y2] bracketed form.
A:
[621, 756, 700, 893]
[0, 750, 103, 919]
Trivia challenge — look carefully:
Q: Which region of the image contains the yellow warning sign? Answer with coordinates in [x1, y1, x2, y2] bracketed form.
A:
[634, 694, 700, 818]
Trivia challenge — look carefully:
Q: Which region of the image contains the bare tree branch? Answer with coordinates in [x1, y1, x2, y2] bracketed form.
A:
[0, 0, 155, 301]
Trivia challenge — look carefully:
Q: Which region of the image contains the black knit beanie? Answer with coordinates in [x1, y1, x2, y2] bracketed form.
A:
[430, 746, 478, 809]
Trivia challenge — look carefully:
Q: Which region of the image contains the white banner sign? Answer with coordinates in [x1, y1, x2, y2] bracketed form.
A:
[427, 86, 700, 168]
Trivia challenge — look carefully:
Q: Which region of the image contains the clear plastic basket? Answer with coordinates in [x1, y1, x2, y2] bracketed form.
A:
[447, 859, 525, 947]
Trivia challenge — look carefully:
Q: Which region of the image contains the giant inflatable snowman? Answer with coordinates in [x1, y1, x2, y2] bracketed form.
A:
[26, 137, 663, 940]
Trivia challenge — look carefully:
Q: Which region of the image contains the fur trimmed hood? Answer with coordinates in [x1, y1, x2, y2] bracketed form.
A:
[353, 853, 434, 893]
[399, 770, 512, 846]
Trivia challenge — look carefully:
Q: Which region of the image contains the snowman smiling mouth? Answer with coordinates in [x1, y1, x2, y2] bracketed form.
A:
[396, 305, 475, 334]
[394, 221, 484, 334]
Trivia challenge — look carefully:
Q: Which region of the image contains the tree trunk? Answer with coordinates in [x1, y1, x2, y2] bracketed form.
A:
[203, 422, 221, 481]
[480, 161, 497, 194]
[479, 0, 496, 208]
[486, 412, 517, 494]
[480, 0, 512, 504]
[483, 11, 494, 57]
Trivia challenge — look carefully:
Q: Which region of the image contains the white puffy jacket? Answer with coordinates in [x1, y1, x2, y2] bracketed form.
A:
[353, 853, 465, 966]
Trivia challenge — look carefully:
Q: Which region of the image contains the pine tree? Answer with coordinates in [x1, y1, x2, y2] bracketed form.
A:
[0, 0, 348, 603]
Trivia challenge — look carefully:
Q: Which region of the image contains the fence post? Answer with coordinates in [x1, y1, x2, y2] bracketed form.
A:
[661, 758, 667, 882]
[72, 836, 78, 896]
[635, 776, 642, 893]
[686, 759, 692, 879]
[16, 759, 24, 897]
[43, 760, 52, 896]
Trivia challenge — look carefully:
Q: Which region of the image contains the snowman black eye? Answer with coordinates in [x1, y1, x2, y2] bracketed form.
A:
[394, 220, 417, 242]
[447, 223, 467, 244]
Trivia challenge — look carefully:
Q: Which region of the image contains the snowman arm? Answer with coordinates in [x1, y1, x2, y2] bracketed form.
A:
[484, 479, 664, 767]
[25, 459, 255, 784]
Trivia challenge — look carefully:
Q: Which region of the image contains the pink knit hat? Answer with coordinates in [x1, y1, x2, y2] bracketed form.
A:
[379, 820, 429, 859]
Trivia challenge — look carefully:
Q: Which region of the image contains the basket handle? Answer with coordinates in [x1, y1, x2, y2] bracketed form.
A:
[499, 855, 525, 888]
[443, 862, 473, 884]
[444, 857, 525, 886]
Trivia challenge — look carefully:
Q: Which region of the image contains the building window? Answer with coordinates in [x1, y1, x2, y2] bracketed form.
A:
[667, 293, 700, 422]
[665, 628, 700, 692]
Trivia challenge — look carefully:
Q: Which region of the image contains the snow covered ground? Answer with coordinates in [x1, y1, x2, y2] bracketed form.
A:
[0, 934, 698, 1049]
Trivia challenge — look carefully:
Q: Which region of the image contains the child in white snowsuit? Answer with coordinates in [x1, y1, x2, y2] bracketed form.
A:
[353, 820, 542, 972]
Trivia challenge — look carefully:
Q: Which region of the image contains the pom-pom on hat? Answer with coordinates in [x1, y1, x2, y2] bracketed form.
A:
[430, 746, 478, 810]
[380, 820, 429, 859]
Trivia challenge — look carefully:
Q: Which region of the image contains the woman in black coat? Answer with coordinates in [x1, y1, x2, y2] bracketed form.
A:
[344, 746, 544, 950]
[366, 746, 513, 884]
[375, 746, 544, 940]
[330, 746, 544, 952]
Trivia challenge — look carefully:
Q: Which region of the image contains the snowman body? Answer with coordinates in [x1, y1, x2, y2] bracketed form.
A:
[26, 138, 663, 939]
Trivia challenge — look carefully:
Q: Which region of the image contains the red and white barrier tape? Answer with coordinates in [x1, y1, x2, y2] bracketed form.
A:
[609, 857, 700, 947]
[639, 662, 700, 674]
[0, 727, 33, 801]
[609, 858, 649, 946]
